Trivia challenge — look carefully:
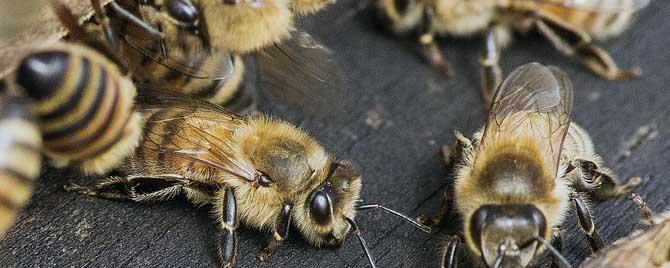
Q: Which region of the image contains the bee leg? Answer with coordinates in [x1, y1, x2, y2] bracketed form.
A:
[532, 14, 640, 80]
[480, 25, 503, 107]
[64, 174, 197, 202]
[572, 159, 642, 200]
[258, 204, 293, 261]
[216, 187, 238, 268]
[440, 234, 460, 268]
[571, 193, 604, 252]
[550, 228, 564, 268]
[419, 7, 451, 76]
[417, 190, 453, 227]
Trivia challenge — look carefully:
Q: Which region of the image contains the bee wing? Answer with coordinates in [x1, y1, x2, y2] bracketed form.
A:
[481, 63, 574, 172]
[124, 35, 234, 80]
[530, 0, 650, 13]
[136, 89, 258, 182]
[256, 30, 350, 118]
[580, 222, 670, 268]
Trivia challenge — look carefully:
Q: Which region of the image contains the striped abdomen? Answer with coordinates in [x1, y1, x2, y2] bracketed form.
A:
[13, 43, 142, 175]
[536, 0, 638, 40]
[0, 93, 41, 236]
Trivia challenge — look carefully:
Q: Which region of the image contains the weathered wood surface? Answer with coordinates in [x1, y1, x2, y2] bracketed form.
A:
[2, 1, 670, 267]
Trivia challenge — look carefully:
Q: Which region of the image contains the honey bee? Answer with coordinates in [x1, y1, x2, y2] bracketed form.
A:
[64, 90, 430, 267]
[85, 0, 340, 111]
[1, 2, 144, 175]
[580, 193, 670, 268]
[0, 89, 42, 237]
[417, 63, 641, 268]
[376, 0, 649, 104]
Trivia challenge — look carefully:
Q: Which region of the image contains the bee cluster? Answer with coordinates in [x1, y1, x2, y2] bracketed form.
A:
[0, 0, 667, 268]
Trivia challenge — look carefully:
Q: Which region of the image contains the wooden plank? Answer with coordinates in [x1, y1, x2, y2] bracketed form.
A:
[2, 0, 670, 267]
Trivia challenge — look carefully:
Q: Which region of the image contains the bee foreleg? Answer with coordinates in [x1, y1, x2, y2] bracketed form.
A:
[480, 25, 503, 106]
[572, 159, 642, 200]
[440, 234, 460, 268]
[419, 6, 451, 76]
[549, 227, 564, 268]
[258, 204, 293, 261]
[571, 193, 604, 253]
[417, 190, 453, 227]
[531, 14, 640, 80]
[216, 187, 238, 268]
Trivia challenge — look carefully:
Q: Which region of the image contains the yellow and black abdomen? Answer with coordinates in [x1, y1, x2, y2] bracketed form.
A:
[0, 92, 42, 236]
[537, 0, 637, 40]
[11, 43, 142, 175]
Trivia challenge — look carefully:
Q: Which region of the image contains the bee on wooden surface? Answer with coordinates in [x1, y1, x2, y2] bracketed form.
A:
[580, 193, 670, 268]
[417, 63, 641, 268]
[375, 0, 649, 104]
[0, 90, 42, 237]
[64, 89, 430, 268]
[1, 2, 145, 175]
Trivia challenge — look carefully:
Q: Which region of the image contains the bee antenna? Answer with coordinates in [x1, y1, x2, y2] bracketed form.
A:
[356, 204, 431, 233]
[344, 217, 377, 268]
[533, 236, 572, 268]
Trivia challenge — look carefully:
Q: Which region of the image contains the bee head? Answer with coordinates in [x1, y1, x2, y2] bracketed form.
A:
[299, 160, 362, 247]
[469, 204, 546, 268]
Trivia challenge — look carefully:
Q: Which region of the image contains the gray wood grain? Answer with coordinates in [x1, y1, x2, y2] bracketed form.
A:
[2, 0, 670, 267]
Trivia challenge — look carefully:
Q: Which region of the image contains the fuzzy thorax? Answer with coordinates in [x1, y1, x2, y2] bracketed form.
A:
[455, 134, 570, 255]
[201, 0, 294, 53]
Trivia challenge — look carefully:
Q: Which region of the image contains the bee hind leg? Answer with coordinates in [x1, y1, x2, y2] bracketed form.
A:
[259, 204, 293, 261]
[572, 159, 642, 200]
[480, 25, 503, 107]
[64, 174, 198, 202]
[418, 7, 451, 76]
[215, 187, 238, 268]
[532, 13, 640, 80]
[571, 193, 604, 253]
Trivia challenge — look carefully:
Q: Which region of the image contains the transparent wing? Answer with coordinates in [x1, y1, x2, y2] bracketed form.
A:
[256, 30, 351, 118]
[530, 0, 650, 12]
[481, 63, 574, 172]
[136, 89, 258, 182]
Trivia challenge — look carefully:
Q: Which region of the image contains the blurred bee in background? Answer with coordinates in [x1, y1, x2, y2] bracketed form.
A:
[580, 193, 670, 268]
[417, 63, 640, 268]
[1, 1, 144, 175]
[80, 0, 341, 112]
[376, 0, 649, 104]
[0, 89, 42, 237]
[65, 89, 430, 268]
[0, 0, 48, 40]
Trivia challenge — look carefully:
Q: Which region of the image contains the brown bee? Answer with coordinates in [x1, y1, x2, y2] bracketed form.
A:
[0, 89, 42, 237]
[417, 63, 640, 268]
[375, 0, 649, 104]
[580, 193, 670, 268]
[64, 89, 430, 267]
[1, 2, 145, 175]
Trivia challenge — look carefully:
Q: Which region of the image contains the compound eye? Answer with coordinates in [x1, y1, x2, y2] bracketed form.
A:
[309, 190, 332, 225]
[166, 0, 199, 25]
